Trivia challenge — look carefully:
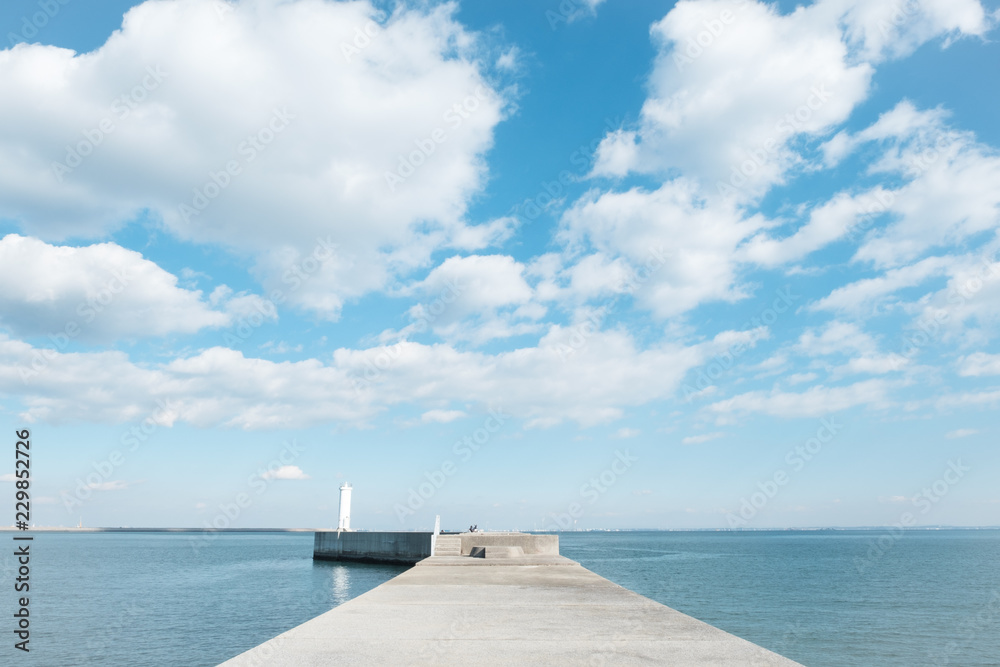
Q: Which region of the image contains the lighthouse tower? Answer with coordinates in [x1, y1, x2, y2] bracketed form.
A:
[338, 483, 352, 531]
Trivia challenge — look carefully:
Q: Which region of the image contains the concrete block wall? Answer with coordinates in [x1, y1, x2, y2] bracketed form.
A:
[458, 532, 559, 556]
[313, 531, 433, 564]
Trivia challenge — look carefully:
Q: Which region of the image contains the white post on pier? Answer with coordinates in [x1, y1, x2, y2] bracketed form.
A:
[431, 514, 441, 556]
[338, 483, 352, 531]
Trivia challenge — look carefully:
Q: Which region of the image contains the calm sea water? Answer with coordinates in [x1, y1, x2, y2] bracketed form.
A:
[559, 530, 1000, 667]
[1, 530, 997, 666]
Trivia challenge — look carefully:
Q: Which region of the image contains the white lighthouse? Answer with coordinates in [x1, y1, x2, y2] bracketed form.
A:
[338, 483, 352, 531]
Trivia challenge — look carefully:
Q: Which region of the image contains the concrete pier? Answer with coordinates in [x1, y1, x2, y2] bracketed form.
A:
[220, 547, 801, 665]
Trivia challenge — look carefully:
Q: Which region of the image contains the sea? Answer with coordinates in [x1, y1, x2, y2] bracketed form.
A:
[1, 529, 998, 666]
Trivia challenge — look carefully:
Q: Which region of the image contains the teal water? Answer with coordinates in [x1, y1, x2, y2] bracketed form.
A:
[0, 532, 406, 666]
[559, 530, 1000, 667]
[1, 530, 997, 665]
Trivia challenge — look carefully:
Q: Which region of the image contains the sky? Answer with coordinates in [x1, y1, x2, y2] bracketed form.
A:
[0, 0, 998, 531]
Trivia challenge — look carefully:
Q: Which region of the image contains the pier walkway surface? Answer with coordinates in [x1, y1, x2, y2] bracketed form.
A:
[219, 553, 802, 666]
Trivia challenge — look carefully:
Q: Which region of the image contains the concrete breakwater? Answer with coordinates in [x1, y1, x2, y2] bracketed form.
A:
[220, 532, 802, 666]
[312, 530, 559, 564]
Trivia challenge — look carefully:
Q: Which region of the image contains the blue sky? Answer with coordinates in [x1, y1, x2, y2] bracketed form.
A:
[0, 0, 998, 531]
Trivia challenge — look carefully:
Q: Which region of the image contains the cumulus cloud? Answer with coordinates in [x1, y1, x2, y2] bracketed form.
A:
[0, 0, 507, 318]
[843, 103, 1000, 269]
[0, 324, 760, 429]
[559, 180, 765, 316]
[958, 352, 1000, 377]
[707, 379, 890, 419]
[810, 256, 954, 316]
[0, 234, 230, 341]
[261, 465, 310, 480]
[590, 0, 988, 198]
[681, 432, 723, 444]
[599, 0, 872, 197]
[945, 428, 978, 439]
[797, 321, 875, 356]
[393, 254, 541, 344]
[421, 409, 465, 423]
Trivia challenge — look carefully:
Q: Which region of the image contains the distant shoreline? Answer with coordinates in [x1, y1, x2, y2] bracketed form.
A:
[1, 526, 998, 533]
[0, 527, 320, 533]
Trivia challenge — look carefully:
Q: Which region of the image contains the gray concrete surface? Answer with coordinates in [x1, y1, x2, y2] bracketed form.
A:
[219, 554, 803, 666]
[458, 531, 558, 555]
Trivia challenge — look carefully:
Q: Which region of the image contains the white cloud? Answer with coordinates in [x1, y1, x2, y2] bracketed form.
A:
[945, 428, 979, 439]
[589, 0, 989, 199]
[707, 379, 890, 419]
[559, 180, 766, 316]
[0, 324, 757, 430]
[832, 0, 989, 61]
[591, 129, 639, 178]
[395, 254, 541, 344]
[914, 259, 1000, 338]
[840, 354, 908, 375]
[958, 353, 1000, 377]
[838, 102, 1000, 269]
[613, 427, 640, 439]
[810, 255, 954, 316]
[681, 432, 723, 444]
[261, 465, 310, 480]
[0, 234, 229, 341]
[0, 473, 17, 482]
[609, 0, 874, 197]
[937, 389, 1000, 409]
[0, 0, 507, 318]
[421, 409, 465, 424]
[742, 192, 865, 267]
[797, 321, 876, 357]
[85, 480, 130, 491]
